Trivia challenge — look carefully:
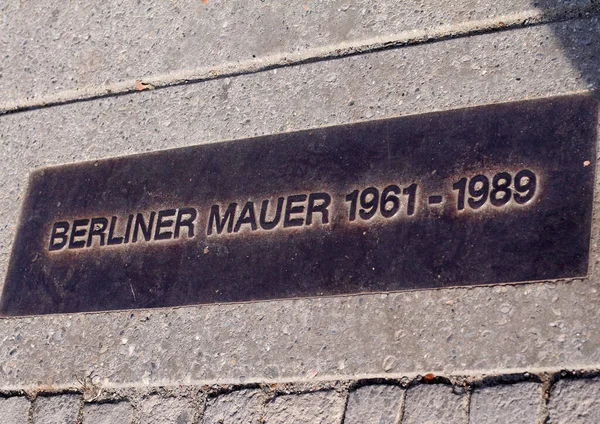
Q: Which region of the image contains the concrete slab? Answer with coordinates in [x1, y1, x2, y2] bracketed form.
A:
[402, 384, 467, 424]
[263, 390, 345, 424]
[0, 0, 594, 104]
[547, 378, 600, 423]
[201, 389, 264, 424]
[344, 384, 404, 424]
[139, 395, 196, 424]
[82, 402, 133, 424]
[0, 17, 599, 390]
[469, 382, 542, 423]
[0, 397, 30, 424]
[32, 395, 82, 424]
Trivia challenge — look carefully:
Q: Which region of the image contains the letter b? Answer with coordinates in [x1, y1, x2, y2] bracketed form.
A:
[49, 222, 70, 251]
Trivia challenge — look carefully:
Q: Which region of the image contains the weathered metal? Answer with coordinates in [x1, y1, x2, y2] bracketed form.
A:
[1, 94, 596, 316]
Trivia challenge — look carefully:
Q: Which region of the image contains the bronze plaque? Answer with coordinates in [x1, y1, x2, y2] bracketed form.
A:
[1, 95, 597, 316]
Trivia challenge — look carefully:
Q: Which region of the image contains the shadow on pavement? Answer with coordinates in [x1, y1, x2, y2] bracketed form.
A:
[535, 2, 600, 97]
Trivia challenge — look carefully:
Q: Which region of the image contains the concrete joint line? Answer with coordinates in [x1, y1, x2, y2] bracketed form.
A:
[0, 3, 598, 116]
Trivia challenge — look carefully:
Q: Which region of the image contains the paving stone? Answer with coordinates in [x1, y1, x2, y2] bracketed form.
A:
[32, 394, 81, 424]
[1, 0, 588, 103]
[548, 377, 600, 424]
[0, 396, 30, 424]
[344, 384, 404, 424]
[263, 390, 345, 424]
[402, 384, 467, 424]
[83, 401, 133, 424]
[139, 395, 195, 424]
[201, 389, 263, 424]
[469, 382, 541, 424]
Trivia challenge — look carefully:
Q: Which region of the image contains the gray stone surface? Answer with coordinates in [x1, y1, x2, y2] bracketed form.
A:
[263, 390, 345, 424]
[469, 382, 541, 423]
[0, 396, 30, 424]
[344, 384, 404, 424]
[139, 395, 195, 424]
[1, 17, 599, 285]
[0, 0, 591, 104]
[32, 394, 81, 424]
[82, 401, 133, 424]
[548, 377, 600, 423]
[0, 14, 599, 391]
[402, 384, 467, 424]
[201, 389, 263, 424]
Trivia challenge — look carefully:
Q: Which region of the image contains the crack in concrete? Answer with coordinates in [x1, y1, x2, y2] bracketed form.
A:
[0, 3, 598, 116]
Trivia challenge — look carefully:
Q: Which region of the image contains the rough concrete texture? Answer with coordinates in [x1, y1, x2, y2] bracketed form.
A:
[263, 390, 345, 424]
[139, 395, 196, 424]
[402, 384, 467, 424]
[344, 384, 404, 424]
[201, 389, 263, 424]
[32, 394, 81, 424]
[547, 377, 600, 423]
[0, 17, 599, 389]
[0, 0, 592, 104]
[0, 396, 30, 424]
[82, 401, 133, 424]
[469, 382, 541, 423]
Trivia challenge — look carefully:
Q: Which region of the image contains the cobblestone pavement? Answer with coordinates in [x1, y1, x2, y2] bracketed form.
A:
[1, 371, 598, 423]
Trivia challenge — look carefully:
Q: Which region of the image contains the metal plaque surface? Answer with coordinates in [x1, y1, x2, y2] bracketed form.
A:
[1, 95, 597, 316]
